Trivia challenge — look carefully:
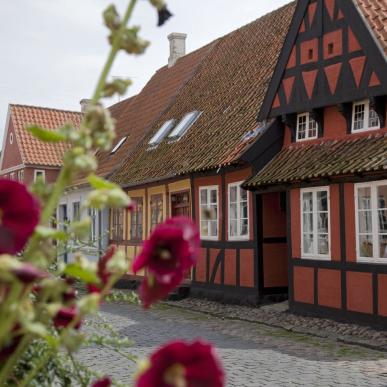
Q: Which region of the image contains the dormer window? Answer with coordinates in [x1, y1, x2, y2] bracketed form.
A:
[352, 100, 380, 133]
[110, 137, 126, 154]
[168, 111, 201, 142]
[296, 112, 318, 141]
[148, 119, 175, 149]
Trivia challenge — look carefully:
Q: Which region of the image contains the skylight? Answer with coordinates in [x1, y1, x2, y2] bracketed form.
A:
[148, 119, 175, 147]
[110, 137, 127, 154]
[168, 111, 201, 141]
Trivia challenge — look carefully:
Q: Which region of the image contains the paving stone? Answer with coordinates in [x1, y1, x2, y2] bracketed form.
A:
[76, 302, 387, 386]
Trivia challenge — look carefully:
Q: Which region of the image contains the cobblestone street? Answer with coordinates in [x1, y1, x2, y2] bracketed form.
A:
[78, 302, 387, 386]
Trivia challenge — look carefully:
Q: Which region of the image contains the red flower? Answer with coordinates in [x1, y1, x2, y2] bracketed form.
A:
[135, 340, 224, 387]
[91, 377, 112, 387]
[132, 217, 199, 308]
[88, 245, 117, 293]
[53, 306, 81, 330]
[133, 217, 199, 283]
[12, 263, 48, 284]
[137, 271, 183, 309]
[0, 179, 40, 254]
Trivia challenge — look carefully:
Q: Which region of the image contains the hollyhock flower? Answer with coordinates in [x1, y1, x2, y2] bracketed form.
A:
[53, 306, 81, 330]
[135, 340, 224, 387]
[0, 179, 40, 254]
[88, 245, 117, 293]
[137, 271, 183, 309]
[91, 376, 112, 387]
[133, 217, 199, 283]
[12, 263, 48, 284]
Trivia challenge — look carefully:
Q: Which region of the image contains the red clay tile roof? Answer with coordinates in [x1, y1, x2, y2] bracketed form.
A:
[111, 2, 297, 187]
[71, 40, 216, 187]
[244, 133, 387, 188]
[9, 104, 82, 167]
[356, 0, 387, 55]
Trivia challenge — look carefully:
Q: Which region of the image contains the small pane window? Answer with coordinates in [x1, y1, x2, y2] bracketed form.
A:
[130, 197, 143, 240]
[228, 182, 249, 240]
[34, 170, 45, 182]
[72, 202, 80, 222]
[111, 208, 124, 242]
[150, 194, 163, 231]
[199, 186, 218, 240]
[352, 100, 380, 132]
[356, 181, 387, 263]
[301, 187, 330, 259]
[296, 113, 318, 141]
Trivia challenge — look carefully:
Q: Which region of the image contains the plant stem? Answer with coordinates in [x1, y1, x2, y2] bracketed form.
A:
[91, 0, 138, 103]
[23, 0, 138, 262]
[18, 347, 53, 387]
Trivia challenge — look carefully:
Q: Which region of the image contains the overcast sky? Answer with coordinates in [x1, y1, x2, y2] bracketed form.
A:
[0, 0, 290, 143]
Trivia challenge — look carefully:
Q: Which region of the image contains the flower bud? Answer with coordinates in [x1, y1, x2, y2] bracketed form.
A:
[12, 263, 48, 284]
[113, 27, 150, 55]
[106, 249, 128, 274]
[92, 377, 112, 387]
[53, 306, 81, 330]
[77, 293, 100, 314]
[103, 5, 121, 31]
[102, 78, 132, 98]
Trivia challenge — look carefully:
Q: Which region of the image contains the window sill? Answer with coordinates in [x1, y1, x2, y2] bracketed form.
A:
[228, 236, 250, 241]
[200, 236, 219, 241]
[351, 126, 380, 134]
[300, 255, 331, 261]
[357, 257, 387, 265]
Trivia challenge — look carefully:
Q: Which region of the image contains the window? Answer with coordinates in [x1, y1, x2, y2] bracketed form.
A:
[111, 208, 124, 241]
[308, 49, 314, 60]
[328, 43, 334, 55]
[199, 186, 219, 240]
[88, 208, 97, 243]
[228, 182, 249, 240]
[17, 170, 24, 182]
[110, 137, 126, 154]
[130, 197, 143, 240]
[356, 181, 387, 263]
[168, 111, 201, 141]
[150, 194, 163, 230]
[301, 187, 330, 259]
[352, 100, 380, 132]
[72, 202, 80, 222]
[10, 172, 14, 180]
[148, 119, 175, 148]
[171, 191, 191, 217]
[296, 113, 318, 141]
[34, 170, 45, 182]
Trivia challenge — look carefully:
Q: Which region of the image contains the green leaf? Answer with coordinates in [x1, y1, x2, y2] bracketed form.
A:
[63, 263, 99, 284]
[27, 125, 67, 142]
[88, 174, 118, 190]
[35, 226, 68, 241]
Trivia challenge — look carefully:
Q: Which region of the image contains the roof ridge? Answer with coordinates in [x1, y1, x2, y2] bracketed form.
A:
[10, 103, 83, 115]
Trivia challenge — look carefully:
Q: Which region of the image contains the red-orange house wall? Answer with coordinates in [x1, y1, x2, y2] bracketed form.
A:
[287, 103, 387, 322]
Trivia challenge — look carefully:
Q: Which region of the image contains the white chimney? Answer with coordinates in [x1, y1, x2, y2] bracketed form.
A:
[168, 33, 187, 67]
[80, 98, 91, 113]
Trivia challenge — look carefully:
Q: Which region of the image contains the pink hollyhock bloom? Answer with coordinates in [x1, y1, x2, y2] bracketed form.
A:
[53, 306, 81, 330]
[133, 217, 199, 283]
[135, 340, 224, 387]
[0, 179, 40, 254]
[12, 263, 48, 284]
[88, 245, 117, 293]
[91, 377, 112, 387]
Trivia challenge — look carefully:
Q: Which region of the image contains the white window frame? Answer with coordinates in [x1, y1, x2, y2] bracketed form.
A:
[148, 119, 175, 148]
[351, 99, 380, 133]
[34, 169, 46, 182]
[17, 170, 24, 181]
[300, 186, 331, 260]
[296, 112, 318, 142]
[228, 181, 249, 241]
[168, 111, 201, 142]
[199, 185, 219, 241]
[355, 180, 387, 264]
[110, 137, 126, 154]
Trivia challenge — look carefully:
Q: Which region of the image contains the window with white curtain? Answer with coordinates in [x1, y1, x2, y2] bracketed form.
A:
[356, 181, 387, 263]
[199, 186, 218, 240]
[301, 187, 330, 259]
[228, 182, 249, 240]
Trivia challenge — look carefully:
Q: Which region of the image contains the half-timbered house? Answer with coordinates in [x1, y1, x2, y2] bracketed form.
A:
[245, 0, 387, 324]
